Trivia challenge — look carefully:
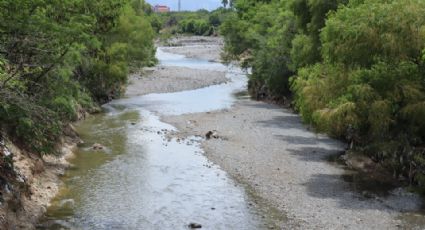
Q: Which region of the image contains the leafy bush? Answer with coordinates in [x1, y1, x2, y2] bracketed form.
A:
[223, 0, 425, 187]
[157, 7, 233, 38]
[291, 0, 425, 183]
[0, 90, 62, 154]
[0, 0, 157, 154]
[179, 19, 212, 35]
[222, 1, 298, 99]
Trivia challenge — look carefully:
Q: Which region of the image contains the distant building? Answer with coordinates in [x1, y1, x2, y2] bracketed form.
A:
[153, 5, 170, 13]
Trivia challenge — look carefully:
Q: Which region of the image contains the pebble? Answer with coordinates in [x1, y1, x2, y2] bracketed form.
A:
[188, 223, 202, 229]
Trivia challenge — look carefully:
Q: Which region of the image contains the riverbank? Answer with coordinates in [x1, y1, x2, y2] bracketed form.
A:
[0, 128, 79, 229]
[163, 100, 423, 229]
[159, 36, 424, 229]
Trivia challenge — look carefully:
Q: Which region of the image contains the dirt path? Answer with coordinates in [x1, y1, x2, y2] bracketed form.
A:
[133, 36, 424, 229]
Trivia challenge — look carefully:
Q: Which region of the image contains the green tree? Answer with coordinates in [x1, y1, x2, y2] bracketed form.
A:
[222, 0, 425, 188]
[0, 0, 157, 154]
[222, 0, 228, 8]
[292, 0, 425, 184]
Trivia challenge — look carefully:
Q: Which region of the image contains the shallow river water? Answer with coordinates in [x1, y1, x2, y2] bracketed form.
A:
[38, 49, 281, 229]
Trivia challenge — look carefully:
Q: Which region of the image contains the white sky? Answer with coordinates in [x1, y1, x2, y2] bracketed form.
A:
[146, 0, 222, 11]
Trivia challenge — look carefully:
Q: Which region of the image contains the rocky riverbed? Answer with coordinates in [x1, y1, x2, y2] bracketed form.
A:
[126, 66, 228, 97]
[36, 36, 425, 229]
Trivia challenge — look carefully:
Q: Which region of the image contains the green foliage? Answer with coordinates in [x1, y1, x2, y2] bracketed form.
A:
[286, 0, 348, 70]
[223, 0, 425, 187]
[0, 0, 157, 154]
[0, 89, 62, 154]
[221, 0, 298, 98]
[179, 19, 212, 35]
[79, 2, 157, 102]
[157, 8, 233, 38]
[321, 0, 425, 67]
[291, 0, 425, 183]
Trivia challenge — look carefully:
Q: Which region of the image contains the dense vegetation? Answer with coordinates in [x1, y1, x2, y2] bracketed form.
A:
[221, 0, 425, 187]
[0, 0, 157, 154]
[157, 8, 233, 39]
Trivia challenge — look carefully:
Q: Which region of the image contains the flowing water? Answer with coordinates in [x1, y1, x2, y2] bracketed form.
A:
[38, 48, 282, 229]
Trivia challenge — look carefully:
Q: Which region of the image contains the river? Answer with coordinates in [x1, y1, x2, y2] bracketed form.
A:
[38, 48, 283, 229]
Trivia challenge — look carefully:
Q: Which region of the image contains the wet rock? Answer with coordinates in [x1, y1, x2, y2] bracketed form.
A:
[188, 223, 202, 229]
[205, 130, 219, 140]
[92, 143, 104, 151]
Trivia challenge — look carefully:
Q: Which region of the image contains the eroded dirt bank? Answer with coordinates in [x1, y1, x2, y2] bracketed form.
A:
[160, 36, 424, 229]
[0, 130, 78, 229]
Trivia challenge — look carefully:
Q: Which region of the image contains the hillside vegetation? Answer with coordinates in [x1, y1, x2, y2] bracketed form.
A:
[221, 0, 425, 188]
